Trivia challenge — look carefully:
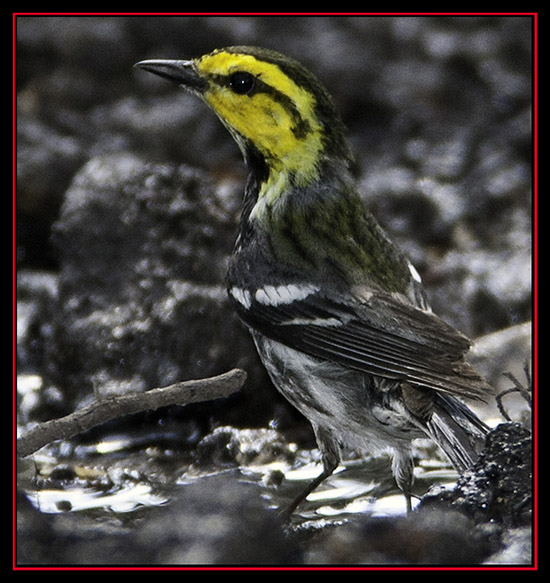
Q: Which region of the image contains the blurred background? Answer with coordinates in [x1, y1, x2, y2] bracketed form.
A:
[16, 14, 532, 424]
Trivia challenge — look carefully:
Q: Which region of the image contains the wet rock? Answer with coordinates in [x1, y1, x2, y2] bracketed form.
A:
[422, 423, 532, 527]
[193, 426, 297, 469]
[418, 423, 532, 564]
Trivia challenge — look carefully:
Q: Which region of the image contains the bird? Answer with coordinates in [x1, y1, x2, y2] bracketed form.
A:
[135, 46, 492, 515]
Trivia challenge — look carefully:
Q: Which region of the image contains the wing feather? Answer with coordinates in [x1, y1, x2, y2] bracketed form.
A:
[232, 287, 491, 401]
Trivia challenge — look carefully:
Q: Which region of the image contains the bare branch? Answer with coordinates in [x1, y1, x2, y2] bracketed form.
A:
[17, 368, 247, 458]
[496, 363, 532, 422]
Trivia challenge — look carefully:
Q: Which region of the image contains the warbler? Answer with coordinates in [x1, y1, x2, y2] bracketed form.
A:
[135, 46, 492, 514]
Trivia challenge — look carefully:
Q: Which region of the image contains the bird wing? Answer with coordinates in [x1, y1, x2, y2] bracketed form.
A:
[231, 284, 491, 401]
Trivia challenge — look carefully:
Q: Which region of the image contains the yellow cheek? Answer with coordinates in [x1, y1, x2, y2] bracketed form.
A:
[206, 91, 288, 153]
[203, 85, 323, 187]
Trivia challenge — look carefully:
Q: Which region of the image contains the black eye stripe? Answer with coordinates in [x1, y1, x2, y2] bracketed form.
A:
[228, 71, 256, 95]
[209, 71, 313, 139]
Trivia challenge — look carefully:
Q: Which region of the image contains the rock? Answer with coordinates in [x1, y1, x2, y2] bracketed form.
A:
[304, 509, 490, 565]
[17, 474, 299, 566]
[419, 422, 532, 562]
[433, 423, 532, 527]
[46, 155, 271, 423]
[136, 474, 298, 565]
[193, 426, 297, 469]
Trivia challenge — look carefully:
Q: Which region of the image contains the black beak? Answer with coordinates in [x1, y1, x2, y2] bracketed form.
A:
[134, 59, 207, 93]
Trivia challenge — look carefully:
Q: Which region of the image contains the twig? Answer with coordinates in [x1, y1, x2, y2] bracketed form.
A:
[17, 368, 247, 459]
[496, 363, 532, 421]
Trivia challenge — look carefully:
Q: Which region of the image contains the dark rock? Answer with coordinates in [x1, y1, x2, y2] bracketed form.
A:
[193, 426, 297, 469]
[46, 155, 270, 419]
[421, 423, 532, 527]
[305, 509, 490, 565]
[17, 474, 299, 566]
[136, 474, 299, 565]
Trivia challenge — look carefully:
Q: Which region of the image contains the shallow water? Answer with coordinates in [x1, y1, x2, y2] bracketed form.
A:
[17, 375, 531, 566]
[19, 426, 457, 524]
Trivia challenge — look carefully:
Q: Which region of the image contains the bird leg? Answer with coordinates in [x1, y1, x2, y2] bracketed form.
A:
[280, 456, 339, 518]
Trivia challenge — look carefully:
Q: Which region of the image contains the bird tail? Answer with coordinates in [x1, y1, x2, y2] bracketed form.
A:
[427, 394, 489, 472]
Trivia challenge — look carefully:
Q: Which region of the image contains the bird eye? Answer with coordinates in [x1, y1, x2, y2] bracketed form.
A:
[228, 71, 256, 95]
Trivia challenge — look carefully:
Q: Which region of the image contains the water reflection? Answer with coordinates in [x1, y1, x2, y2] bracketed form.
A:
[19, 425, 458, 527]
[27, 482, 168, 514]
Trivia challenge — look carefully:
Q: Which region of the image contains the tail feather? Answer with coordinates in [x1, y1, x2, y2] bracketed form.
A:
[427, 394, 489, 472]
